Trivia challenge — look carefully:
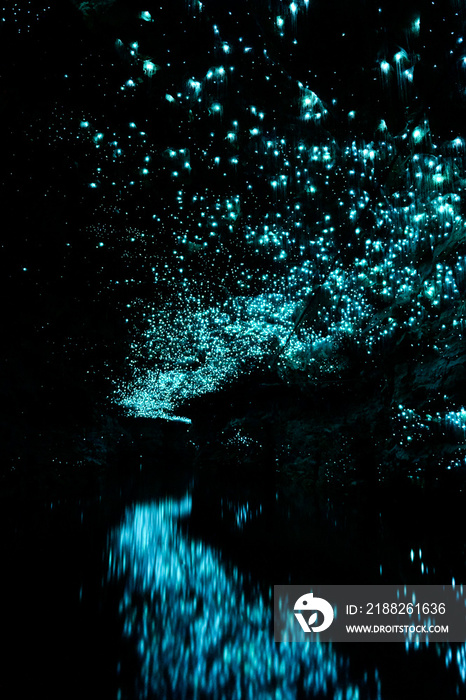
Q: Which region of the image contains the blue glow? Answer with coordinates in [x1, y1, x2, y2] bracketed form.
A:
[108, 493, 375, 699]
[143, 60, 158, 77]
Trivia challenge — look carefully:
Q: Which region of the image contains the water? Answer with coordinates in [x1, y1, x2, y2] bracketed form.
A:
[4, 423, 466, 699]
[105, 427, 466, 699]
[108, 492, 378, 699]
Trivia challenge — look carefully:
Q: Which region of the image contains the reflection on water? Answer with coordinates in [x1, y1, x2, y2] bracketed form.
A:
[404, 550, 466, 681]
[220, 498, 263, 530]
[108, 493, 380, 699]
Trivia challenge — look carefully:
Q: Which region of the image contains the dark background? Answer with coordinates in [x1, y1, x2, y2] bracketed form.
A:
[2, 1, 466, 698]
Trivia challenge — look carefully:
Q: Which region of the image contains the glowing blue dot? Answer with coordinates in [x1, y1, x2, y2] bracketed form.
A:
[143, 61, 158, 77]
